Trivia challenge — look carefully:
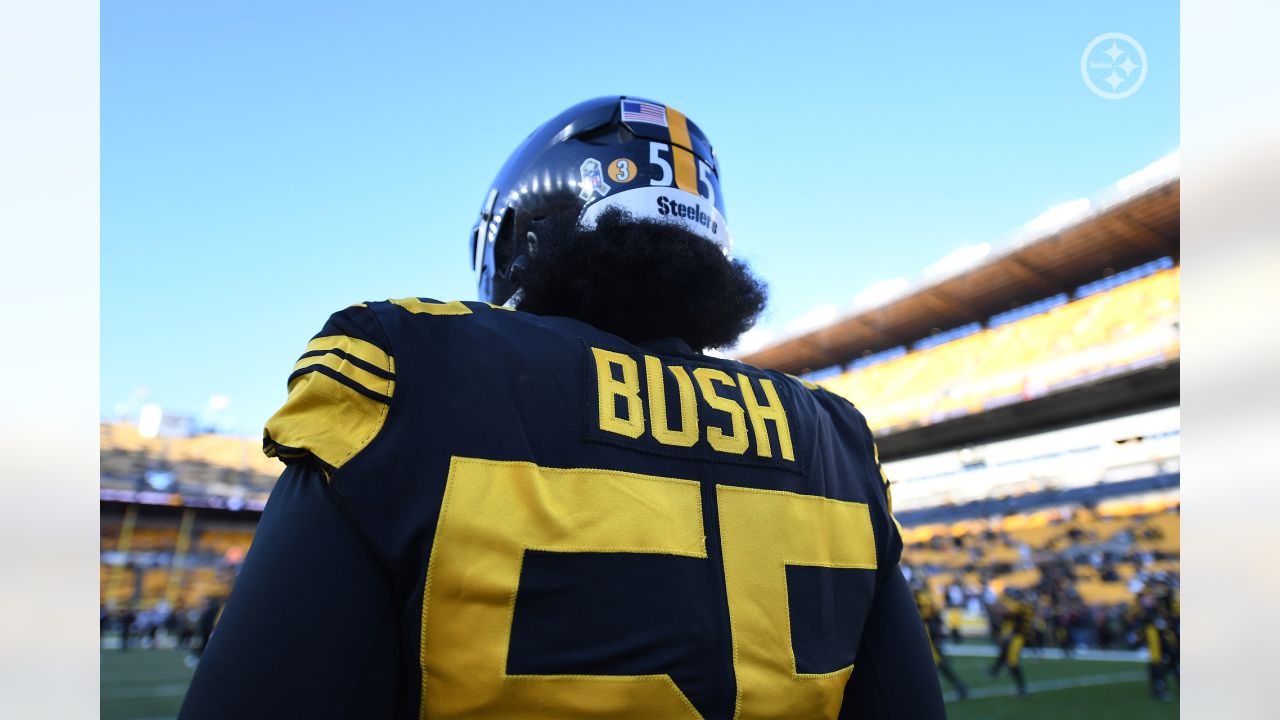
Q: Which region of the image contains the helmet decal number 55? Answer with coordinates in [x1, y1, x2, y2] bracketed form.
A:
[698, 160, 716, 208]
[419, 457, 877, 719]
[649, 142, 716, 207]
[649, 142, 673, 187]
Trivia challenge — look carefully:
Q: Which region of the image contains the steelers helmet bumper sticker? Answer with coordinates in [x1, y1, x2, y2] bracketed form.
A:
[578, 186, 732, 255]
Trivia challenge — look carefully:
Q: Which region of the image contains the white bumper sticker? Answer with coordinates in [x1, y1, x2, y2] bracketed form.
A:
[578, 186, 732, 255]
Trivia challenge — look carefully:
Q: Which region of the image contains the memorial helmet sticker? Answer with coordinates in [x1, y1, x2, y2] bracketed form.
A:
[578, 158, 611, 201]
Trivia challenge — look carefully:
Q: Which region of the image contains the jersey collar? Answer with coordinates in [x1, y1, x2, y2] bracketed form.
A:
[638, 336, 697, 357]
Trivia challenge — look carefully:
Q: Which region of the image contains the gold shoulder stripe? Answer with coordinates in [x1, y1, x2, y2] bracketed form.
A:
[264, 370, 391, 473]
[264, 332, 395, 475]
[390, 297, 472, 315]
[291, 351, 396, 399]
[305, 334, 392, 371]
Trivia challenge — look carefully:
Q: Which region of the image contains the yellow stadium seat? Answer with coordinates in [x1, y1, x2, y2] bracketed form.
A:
[818, 268, 1180, 432]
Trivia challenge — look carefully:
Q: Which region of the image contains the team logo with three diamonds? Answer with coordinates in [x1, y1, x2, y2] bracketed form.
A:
[1081, 33, 1148, 100]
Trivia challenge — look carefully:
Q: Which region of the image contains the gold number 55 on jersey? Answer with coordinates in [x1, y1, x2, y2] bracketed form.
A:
[419, 457, 876, 720]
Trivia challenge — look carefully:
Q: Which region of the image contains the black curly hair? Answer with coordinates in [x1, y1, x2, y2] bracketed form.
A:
[515, 207, 768, 352]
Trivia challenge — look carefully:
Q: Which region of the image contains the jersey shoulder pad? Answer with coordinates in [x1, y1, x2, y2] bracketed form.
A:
[786, 372, 872, 420]
[385, 296, 515, 316]
[784, 372, 822, 391]
[781, 371, 903, 535]
[263, 303, 395, 476]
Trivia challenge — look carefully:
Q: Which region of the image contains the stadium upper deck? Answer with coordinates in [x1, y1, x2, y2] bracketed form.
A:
[739, 156, 1179, 458]
[737, 157, 1178, 375]
[823, 264, 1178, 436]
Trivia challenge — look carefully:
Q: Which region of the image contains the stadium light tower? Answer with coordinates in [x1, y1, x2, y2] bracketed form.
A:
[137, 403, 163, 439]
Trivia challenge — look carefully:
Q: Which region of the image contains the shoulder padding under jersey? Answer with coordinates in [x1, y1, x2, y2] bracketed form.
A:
[263, 304, 395, 477]
[386, 296, 514, 316]
[796, 376, 904, 538]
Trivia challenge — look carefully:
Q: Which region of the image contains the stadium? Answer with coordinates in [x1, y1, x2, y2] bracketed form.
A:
[100, 154, 1180, 719]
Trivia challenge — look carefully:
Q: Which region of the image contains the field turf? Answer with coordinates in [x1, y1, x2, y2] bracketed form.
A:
[102, 649, 194, 720]
[943, 653, 1179, 720]
[101, 647, 1179, 719]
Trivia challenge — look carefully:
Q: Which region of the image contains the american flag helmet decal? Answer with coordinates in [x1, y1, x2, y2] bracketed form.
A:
[620, 99, 668, 128]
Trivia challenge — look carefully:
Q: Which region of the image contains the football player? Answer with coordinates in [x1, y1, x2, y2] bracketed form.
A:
[1133, 575, 1179, 701]
[179, 97, 945, 719]
[912, 576, 969, 700]
[987, 587, 1034, 697]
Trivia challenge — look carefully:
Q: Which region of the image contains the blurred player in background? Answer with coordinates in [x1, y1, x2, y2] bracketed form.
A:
[1132, 574, 1180, 700]
[177, 97, 945, 719]
[988, 587, 1034, 697]
[183, 596, 222, 669]
[912, 576, 969, 700]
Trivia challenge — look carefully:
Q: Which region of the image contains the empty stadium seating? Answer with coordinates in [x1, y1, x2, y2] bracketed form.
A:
[820, 267, 1180, 433]
[101, 518, 255, 608]
[100, 422, 282, 490]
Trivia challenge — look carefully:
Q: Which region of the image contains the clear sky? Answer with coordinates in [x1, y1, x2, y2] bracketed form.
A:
[102, 1, 1178, 436]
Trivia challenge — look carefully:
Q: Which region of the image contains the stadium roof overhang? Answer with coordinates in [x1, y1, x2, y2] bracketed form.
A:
[876, 360, 1179, 461]
[737, 176, 1180, 376]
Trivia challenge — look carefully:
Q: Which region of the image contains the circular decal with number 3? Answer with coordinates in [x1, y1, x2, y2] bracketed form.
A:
[607, 158, 637, 184]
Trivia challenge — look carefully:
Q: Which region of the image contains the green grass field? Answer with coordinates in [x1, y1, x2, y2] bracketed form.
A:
[102, 649, 194, 720]
[101, 647, 1178, 720]
[942, 654, 1178, 720]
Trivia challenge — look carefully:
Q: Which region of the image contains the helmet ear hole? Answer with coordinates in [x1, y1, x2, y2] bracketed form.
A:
[492, 207, 518, 278]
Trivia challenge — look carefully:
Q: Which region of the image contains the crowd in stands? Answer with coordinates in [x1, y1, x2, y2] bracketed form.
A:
[903, 495, 1180, 652]
[101, 519, 252, 612]
[820, 263, 1180, 434]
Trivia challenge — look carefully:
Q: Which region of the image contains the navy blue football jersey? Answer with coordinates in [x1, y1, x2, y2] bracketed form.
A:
[183, 298, 943, 720]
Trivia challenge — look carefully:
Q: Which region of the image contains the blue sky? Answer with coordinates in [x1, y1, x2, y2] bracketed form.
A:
[102, 1, 1178, 436]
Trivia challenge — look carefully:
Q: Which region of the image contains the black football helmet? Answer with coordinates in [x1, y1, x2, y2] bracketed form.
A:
[470, 96, 730, 306]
